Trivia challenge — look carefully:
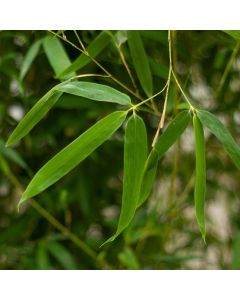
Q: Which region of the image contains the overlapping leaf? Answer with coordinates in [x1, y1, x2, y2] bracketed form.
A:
[138, 110, 191, 206]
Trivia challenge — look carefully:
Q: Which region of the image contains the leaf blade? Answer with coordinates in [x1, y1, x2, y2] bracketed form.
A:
[127, 31, 153, 97]
[20, 39, 42, 80]
[19, 111, 127, 203]
[103, 114, 148, 244]
[56, 81, 131, 106]
[6, 89, 63, 146]
[138, 110, 191, 206]
[193, 114, 206, 241]
[197, 110, 240, 170]
[43, 36, 75, 80]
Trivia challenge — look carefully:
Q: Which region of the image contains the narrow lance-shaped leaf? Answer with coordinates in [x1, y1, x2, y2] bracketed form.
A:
[127, 31, 153, 97]
[19, 111, 127, 204]
[102, 114, 148, 245]
[197, 110, 240, 170]
[138, 110, 191, 206]
[43, 36, 76, 80]
[193, 114, 206, 242]
[56, 81, 131, 106]
[6, 89, 63, 146]
[57, 31, 111, 78]
[20, 39, 42, 80]
[7, 81, 131, 146]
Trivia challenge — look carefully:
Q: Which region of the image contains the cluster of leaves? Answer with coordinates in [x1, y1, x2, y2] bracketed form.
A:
[1, 30, 240, 269]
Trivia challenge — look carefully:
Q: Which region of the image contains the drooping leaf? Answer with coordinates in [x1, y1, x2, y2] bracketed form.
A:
[103, 114, 148, 245]
[47, 242, 77, 270]
[193, 114, 206, 241]
[20, 39, 42, 80]
[6, 89, 63, 146]
[56, 81, 131, 106]
[127, 31, 153, 97]
[138, 110, 191, 206]
[43, 36, 75, 79]
[57, 31, 111, 78]
[197, 110, 240, 170]
[19, 111, 127, 204]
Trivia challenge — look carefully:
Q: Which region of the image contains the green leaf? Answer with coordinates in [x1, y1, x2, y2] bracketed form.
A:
[197, 110, 240, 170]
[127, 31, 153, 97]
[6, 89, 63, 146]
[57, 31, 111, 78]
[223, 30, 240, 40]
[19, 111, 127, 204]
[43, 36, 75, 80]
[0, 138, 28, 170]
[193, 114, 206, 241]
[20, 39, 42, 80]
[138, 148, 159, 207]
[56, 81, 131, 106]
[138, 110, 191, 206]
[47, 242, 77, 270]
[103, 114, 147, 245]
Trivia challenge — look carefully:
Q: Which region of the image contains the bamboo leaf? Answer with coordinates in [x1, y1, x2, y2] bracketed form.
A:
[193, 114, 206, 241]
[103, 114, 148, 245]
[20, 39, 42, 80]
[6, 89, 63, 146]
[127, 31, 153, 97]
[138, 110, 191, 206]
[19, 111, 127, 204]
[57, 31, 111, 78]
[56, 81, 131, 106]
[197, 110, 240, 170]
[43, 36, 75, 80]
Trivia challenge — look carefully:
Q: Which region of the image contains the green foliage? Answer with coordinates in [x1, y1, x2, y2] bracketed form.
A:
[1, 30, 240, 270]
[193, 114, 206, 242]
[197, 110, 240, 170]
[104, 114, 147, 244]
[127, 31, 153, 96]
[20, 111, 127, 203]
[56, 81, 132, 106]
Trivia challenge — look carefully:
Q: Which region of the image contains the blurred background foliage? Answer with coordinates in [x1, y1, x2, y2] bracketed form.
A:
[1, 30, 240, 270]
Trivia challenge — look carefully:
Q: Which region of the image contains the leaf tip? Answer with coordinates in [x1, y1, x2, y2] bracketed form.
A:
[99, 235, 116, 248]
